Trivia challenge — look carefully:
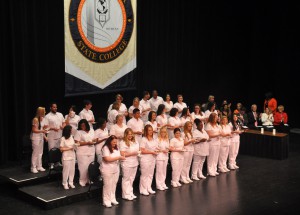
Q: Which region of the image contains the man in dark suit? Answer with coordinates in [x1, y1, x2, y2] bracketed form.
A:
[247, 104, 261, 129]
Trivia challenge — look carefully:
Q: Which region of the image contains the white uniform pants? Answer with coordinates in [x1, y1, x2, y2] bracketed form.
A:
[31, 139, 44, 169]
[207, 145, 220, 175]
[155, 159, 168, 188]
[171, 158, 184, 183]
[77, 154, 95, 185]
[62, 159, 75, 185]
[101, 170, 120, 205]
[121, 166, 138, 198]
[218, 146, 230, 169]
[139, 159, 156, 193]
[180, 151, 193, 180]
[192, 155, 206, 178]
[229, 140, 240, 166]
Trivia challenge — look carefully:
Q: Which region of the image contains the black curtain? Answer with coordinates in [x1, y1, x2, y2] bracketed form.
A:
[0, 0, 299, 164]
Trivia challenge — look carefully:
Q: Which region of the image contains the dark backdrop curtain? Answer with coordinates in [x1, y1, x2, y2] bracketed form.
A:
[0, 0, 299, 164]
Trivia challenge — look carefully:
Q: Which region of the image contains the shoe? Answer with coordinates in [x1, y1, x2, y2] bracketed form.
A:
[103, 203, 112, 208]
[199, 174, 207, 179]
[56, 162, 62, 167]
[31, 168, 38, 174]
[224, 167, 230, 172]
[187, 178, 193, 183]
[215, 172, 219, 175]
[63, 184, 69, 190]
[148, 189, 156, 194]
[123, 196, 134, 201]
[111, 200, 119, 205]
[180, 179, 189, 184]
[176, 182, 182, 187]
[218, 168, 226, 173]
[37, 167, 46, 172]
[163, 185, 169, 190]
[140, 191, 149, 196]
[69, 184, 75, 188]
[192, 176, 200, 181]
[132, 194, 137, 199]
[208, 173, 216, 177]
[50, 164, 54, 169]
[234, 164, 239, 169]
[171, 182, 178, 188]
[156, 186, 165, 191]
[79, 182, 86, 187]
[228, 165, 236, 170]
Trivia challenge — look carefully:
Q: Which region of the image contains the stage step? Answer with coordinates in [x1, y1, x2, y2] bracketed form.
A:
[18, 181, 101, 210]
[0, 166, 59, 187]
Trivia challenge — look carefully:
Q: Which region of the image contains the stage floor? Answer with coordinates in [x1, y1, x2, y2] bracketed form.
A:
[1, 136, 300, 214]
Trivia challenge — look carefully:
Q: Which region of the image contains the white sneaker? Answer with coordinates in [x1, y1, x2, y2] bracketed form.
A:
[199, 174, 207, 179]
[111, 200, 119, 205]
[176, 182, 182, 187]
[156, 186, 165, 191]
[224, 167, 230, 172]
[218, 168, 226, 173]
[215, 172, 219, 175]
[228, 165, 236, 170]
[192, 176, 200, 181]
[163, 185, 169, 190]
[140, 191, 149, 196]
[79, 182, 86, 187]
[148, 189, 156, 194]
[31, 168, 38, 174]
[180, 179, 189, 184]
[69, 184, 75, 189]
[103, 203, 112, 208]
[234, 164, 239, 169]
[123, 196, 134, 201]
[37, 167, 46, 172]
[171, 182, 178, 188]
[187, 178, 193, 183]
[132, 194, 137, 199]
[63, 184, 69, 190]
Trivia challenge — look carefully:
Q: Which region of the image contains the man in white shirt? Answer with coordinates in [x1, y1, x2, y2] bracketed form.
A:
[173, 94, 187, 117]
[149, 90, 164, 112]
[79, 100, 95, 129]
[140, 91, 151, 123]
[127, 108, 144, 144]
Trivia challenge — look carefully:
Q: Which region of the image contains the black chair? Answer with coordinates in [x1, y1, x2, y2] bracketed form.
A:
[48, 147, 63, 186]
[19, 135, 32, 166]
[88, 161, 101, 193]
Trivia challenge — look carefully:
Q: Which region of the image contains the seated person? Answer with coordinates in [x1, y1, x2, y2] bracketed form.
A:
[247, 104, 261, 129]
[274, 105, 289, 133]
[237, 107, 248, 127]
[261, 107, 274, 129]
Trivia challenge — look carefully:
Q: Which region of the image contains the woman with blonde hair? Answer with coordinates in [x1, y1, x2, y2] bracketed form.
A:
[110, 114, 128, 146]
[218, 116, 232, 173]
[155, 126, 169, 190]
[120, 128, 139, 200]
[180, 121, 196, 183]
[30, 107, 48, 173]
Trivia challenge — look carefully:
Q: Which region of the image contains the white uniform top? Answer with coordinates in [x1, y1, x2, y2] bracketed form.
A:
[108, 103, 127, 124]
[140, 99, 151, 123]
[100, 146, 121, 174]
[205, 123, 221, 146]
[170, 137, 184, 160]
[191, 112, 206, 121]
[156, 114, 168, 127]
[156, 139, 169, 161]
[94, 128, 109, 156]
[192, 129, 209, 156]
[140, 137, 158, 162]
[128, 105, 143, 114]
[204, 110, 218, 119]
[107, 109, 119, 131]
[180, 116, 192, 127]
[145, 121, 158, 139]
[110, 124, 128, 141]
[74, 130, 95, 156]
[45, 112, 65, 139]
[163, 101, 173, 116]
[168, 116, 181, 139]
[219, 124, 232, 146]
[173, 102, 187, 117]
[65, 114, 80, 136]
[182, 132, 194, 151]
[119, 140, 139, 167]
[30, 117, 47, 141]
[60, 136, 76, 160]
[79, 109, 95, 129]
[149, 96, 164, 112]
[230, 122, 241, 143]
[261, 113, 274, 126]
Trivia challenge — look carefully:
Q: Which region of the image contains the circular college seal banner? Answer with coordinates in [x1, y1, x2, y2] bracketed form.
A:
[65, 0, 136, 91]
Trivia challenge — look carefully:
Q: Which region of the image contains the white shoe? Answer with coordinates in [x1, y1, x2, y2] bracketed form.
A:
[163, 185, 169, 190]
[148, 189, 156, 194]
[37, 167, 46, 172]
[228, 165, 236, 170]
[208, 173, 216, 177]
[187, 178, 193, 183]
[199, 174, 207, 179]
[123, 196, 134, 201]
[140, 191, 149, 196]
[215, 172, 219, 175]
[69, 184, 75, 189]
[111, 200, 119, 205]
[224, 167, 230, 172]
[79, 182, 86, 187]
[176, 182, 182, 187]
[132, 194, 137, 199]
[63, 184, 69, 190]
[180, 179, 189, 184]
[31, 168, 38, 174]
[156, 186, 165, 191]
[171, 182, 178, 188]
[103, 203, 112, 208]
[218, 168, 227, 173]
[234, 164, 239, 169]
[192, 176, 200, 181]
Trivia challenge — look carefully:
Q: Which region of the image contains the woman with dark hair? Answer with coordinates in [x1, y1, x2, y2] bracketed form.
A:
[168, 108, 181, 139]
[101, 135, 125, 207]
[79, 100, 95, 129]
[65, 105, 80, 136]
[145, 111, 158, 139]
[180, 107, 192, 129]
[163, 93, 173, 117]
[60, 125, 76, 189]
[74, 119, 96, 187]
[139, 124, 158, 195]
[169, 128, 184, 187]
[94, 118, 109, 164]
[173, 94, 187, 117]
[205, 113, 221, 177]
[228, 114, 243, 170]
[120, 128, 139, 200]
[264, 92, 277, 114]
[156, 104, 169, 128]
[192, 119, 209, 180]
[204, 102, 218, 119]
[191, 103, 206, 126]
